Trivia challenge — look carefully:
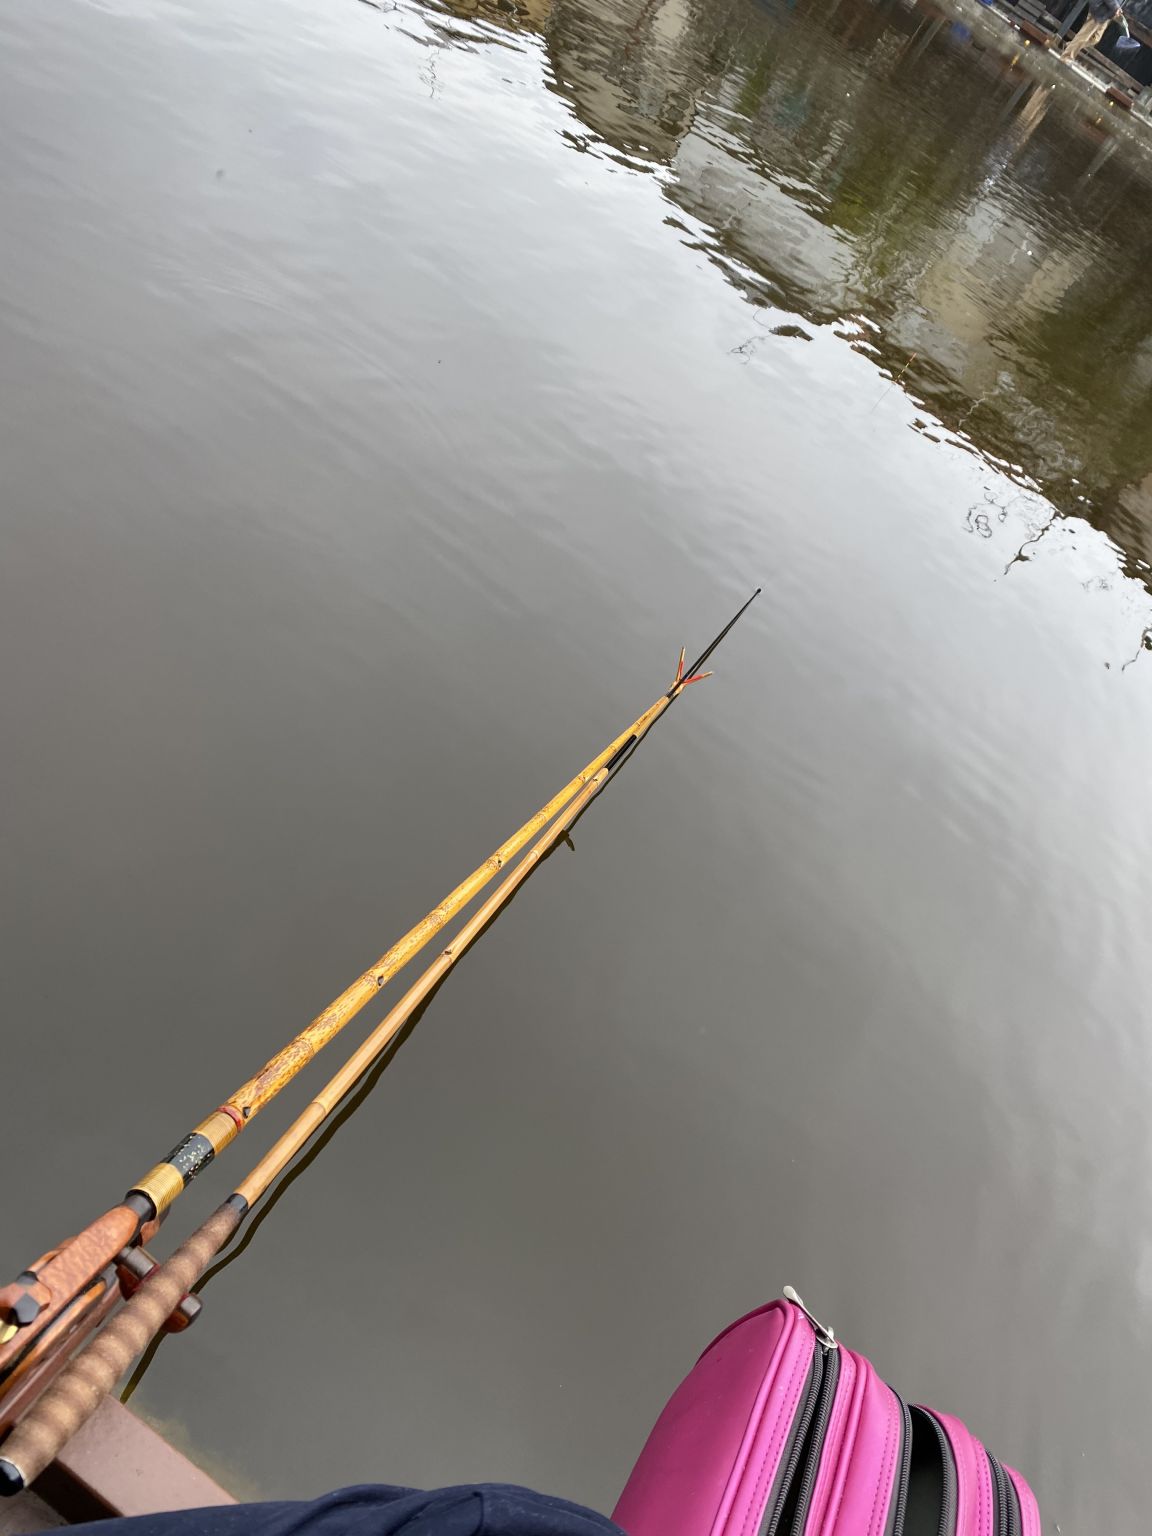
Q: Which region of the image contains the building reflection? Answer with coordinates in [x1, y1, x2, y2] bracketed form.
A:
[428, 0, 1152, 584]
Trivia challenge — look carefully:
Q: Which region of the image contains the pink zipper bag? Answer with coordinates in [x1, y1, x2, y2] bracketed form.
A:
[613, 1290, 1040, 1536]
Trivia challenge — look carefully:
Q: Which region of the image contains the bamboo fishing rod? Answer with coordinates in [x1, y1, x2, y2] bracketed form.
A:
[0, 764, 616, 1494]
[0, 591, 760, 1494]
[0, 664, 685, 1393]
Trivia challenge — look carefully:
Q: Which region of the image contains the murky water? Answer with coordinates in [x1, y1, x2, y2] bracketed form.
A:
[3, 0, 1152, 1527]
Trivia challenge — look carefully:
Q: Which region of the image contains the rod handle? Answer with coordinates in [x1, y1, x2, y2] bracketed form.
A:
[0, 1200, 242, 1496]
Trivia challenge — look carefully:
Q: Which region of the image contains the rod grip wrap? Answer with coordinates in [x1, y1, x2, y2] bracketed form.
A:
[0, 1201, 243, 1494]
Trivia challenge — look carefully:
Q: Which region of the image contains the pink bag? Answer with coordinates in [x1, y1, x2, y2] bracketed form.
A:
[613, 1290, 1040, 1536]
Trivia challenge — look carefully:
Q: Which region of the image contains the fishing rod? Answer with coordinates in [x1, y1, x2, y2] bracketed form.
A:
[0, 675, 674, 1397]
[0, 589, 759, 1493]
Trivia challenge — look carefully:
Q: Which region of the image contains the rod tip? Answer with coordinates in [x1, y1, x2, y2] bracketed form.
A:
[0, 1459, 25, 1497]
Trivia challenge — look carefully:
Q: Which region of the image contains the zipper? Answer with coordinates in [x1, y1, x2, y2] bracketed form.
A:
[1005, 1475, 1022, 1536]
[986, 1451, 1021, 1536]
[914, 1408, 958, 1536]
[783, 1286, 837, 1350]
[884, 1395, 912, 1536]
[759, 1346, 825, 1536]
[780, 1337, 841, 1535]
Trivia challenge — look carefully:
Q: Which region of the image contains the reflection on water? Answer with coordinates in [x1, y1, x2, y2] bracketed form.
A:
[3, 1, 1152, 1533]
[434, 0, 1152, 579]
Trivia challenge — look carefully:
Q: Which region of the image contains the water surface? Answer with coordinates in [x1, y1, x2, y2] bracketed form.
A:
[2, 1, 1151, 1529]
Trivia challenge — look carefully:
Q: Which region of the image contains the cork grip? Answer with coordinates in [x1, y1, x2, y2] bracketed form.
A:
[0, 1201, 242, 1493]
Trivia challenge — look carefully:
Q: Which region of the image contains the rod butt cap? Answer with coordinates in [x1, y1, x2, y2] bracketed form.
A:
[0, 1458, 25, 1497]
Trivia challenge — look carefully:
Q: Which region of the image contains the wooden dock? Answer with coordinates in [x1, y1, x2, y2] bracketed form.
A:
[0, 1399, 234, 1532]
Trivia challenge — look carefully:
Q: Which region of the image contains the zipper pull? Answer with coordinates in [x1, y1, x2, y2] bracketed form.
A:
[783, 1285, 837, 1350]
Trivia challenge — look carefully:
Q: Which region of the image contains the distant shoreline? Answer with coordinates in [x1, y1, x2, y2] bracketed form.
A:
[930, 0, 1152, 156]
